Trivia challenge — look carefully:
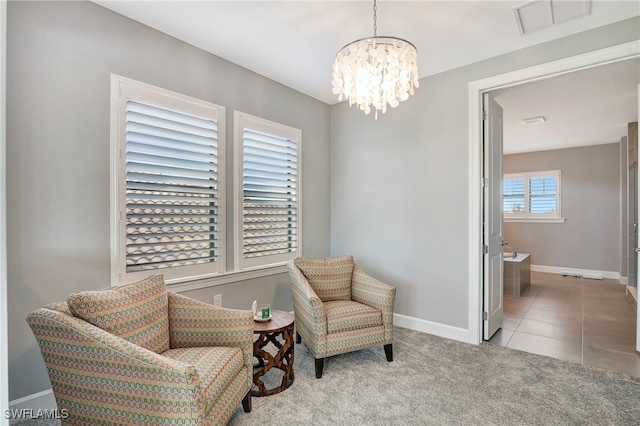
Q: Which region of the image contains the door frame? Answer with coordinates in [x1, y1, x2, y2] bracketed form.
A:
[468, 40, 640, 345]
[1, 0, 7, 416]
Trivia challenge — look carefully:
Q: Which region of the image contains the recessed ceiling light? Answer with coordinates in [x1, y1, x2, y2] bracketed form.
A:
[522, 116, 546, 125]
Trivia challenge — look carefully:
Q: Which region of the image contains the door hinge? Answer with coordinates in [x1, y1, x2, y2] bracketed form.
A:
[483, 312, 488, 320]
[482, 110, 488, 120]
[482, 177, 488, 188]
[482, 244, 489, 254]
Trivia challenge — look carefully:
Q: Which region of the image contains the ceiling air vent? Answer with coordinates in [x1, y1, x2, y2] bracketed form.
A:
[514, 0, 591, 35]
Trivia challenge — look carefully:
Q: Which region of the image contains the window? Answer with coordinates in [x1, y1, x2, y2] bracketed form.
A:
[503, 170, 562, 221]
[111, 75, 225, 285]
[234, 111, 301, 271]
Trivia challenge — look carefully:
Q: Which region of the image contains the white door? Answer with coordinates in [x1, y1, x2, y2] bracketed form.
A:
[483, 93, 504, 340]
[637, 84, 640, 353]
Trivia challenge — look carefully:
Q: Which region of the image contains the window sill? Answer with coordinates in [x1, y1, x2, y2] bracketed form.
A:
[504, 217, 566, 223]
[167, 263, 288, 293]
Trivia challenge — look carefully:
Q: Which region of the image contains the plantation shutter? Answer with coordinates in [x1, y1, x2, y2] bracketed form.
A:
[125, 99, 220, 272]
[529, 176, 558, 214]
[240, 124, 299, 265]
[503, 170, 561, 221]
[503, 178, 526, 215]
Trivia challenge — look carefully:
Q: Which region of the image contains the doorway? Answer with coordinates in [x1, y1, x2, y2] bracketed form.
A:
[479, 50, 640, 376]
[469, 41, 640, 350]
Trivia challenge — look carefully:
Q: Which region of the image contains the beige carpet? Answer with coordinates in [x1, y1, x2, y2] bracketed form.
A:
[18, 327, 640, 425]
[229, 327, 639, 425]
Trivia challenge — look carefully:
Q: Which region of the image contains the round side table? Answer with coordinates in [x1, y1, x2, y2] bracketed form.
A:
[251, 310, 295, 397]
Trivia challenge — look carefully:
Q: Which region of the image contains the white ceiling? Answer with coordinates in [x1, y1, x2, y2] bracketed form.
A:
[92, 1, 640, 153]
[494, 58, 640, 154]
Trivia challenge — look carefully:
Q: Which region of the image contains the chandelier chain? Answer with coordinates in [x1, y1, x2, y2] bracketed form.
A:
[373, 0, 377, 37]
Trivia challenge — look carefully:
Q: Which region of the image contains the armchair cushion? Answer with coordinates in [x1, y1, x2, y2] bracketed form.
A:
[294, 255, 354, 302]
[163, 346, 245, 418]
[324, 300, 382, 334]
[67, 274, 170, 354]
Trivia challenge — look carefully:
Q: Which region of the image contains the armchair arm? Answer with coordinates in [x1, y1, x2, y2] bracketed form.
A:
[27, 308, 205, 424]
[352, 264, 396, 341]
[287, 260, 327, 347]
[167, 292, 254, 371]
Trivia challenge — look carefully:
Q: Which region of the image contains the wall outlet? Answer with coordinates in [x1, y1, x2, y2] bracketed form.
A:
[213, 294, 222, 307]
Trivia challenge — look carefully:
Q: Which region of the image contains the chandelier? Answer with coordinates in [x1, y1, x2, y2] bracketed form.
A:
[331, 0, 419, 119]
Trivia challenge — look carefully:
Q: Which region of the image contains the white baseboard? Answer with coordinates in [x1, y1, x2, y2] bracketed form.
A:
[393, 313, 475, 344]
[531, 264, 621, 281]
[619, 276, 629, 285]
[7, 389, 56, 425]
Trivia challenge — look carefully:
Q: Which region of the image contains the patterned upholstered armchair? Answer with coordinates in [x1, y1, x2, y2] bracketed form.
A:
[288, 256, 396, 378]
[26, 275, 253, 426]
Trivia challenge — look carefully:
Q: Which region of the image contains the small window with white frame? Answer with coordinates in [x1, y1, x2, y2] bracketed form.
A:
[110, 75, 226, 286]
[234, 111, 301, 271]
[503, 170, 563, 222]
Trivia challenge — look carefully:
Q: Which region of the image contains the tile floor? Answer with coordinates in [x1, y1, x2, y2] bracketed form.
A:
[488, 271, 640, 377]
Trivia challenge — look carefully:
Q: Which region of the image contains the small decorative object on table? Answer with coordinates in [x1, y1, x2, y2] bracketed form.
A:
[251, 299, 271, 321]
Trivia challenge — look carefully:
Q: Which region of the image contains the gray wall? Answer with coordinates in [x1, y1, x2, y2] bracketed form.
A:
[503, 143, 621, 272]
[7, 1, 330, 400]
[330, 17, 639, 329]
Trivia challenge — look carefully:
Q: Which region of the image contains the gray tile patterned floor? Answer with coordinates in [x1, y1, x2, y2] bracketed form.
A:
[489, 271, 640, 377]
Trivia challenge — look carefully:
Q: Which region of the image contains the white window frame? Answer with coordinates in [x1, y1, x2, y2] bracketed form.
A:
[110, 74, 226, 286]
[503, 169, 564, 223]
[234, 111, 302, 271]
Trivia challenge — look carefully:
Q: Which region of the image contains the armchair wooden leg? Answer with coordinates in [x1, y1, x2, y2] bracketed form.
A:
[384, 344, 393, 362]
[242, 391, 252, 413]
[296, 331, 301, 344]
[315, 358, 324, 379]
